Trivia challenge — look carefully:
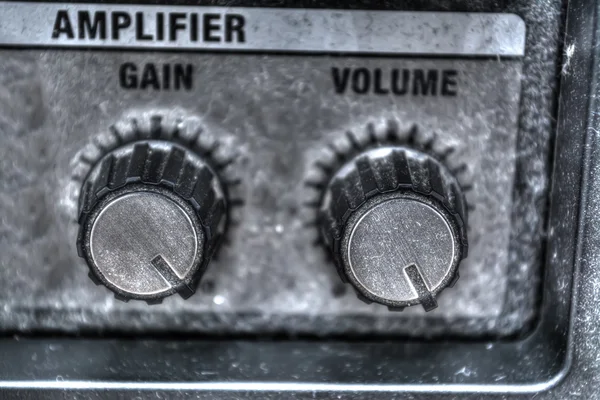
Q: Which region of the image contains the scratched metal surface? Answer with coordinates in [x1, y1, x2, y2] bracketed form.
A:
[0, 49, 532, 337]
[0, 0, 581, 399]
[0, 0, 562, 340]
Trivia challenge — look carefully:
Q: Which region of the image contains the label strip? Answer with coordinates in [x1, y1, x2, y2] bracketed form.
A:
[0, 2, 526, 56]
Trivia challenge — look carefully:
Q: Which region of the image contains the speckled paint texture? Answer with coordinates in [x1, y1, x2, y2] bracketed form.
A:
[0, 0, 561, 338]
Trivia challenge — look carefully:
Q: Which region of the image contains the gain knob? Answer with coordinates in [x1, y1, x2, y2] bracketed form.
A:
[319, 146, 468, 311]
[76, 141, 227, 304]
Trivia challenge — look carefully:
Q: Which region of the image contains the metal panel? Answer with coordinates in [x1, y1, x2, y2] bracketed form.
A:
[0, 3, 525, 55]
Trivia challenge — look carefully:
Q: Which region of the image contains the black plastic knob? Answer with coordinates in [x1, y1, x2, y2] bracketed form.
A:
[76, 141, 226, 304]
[319, 146, 468, 311]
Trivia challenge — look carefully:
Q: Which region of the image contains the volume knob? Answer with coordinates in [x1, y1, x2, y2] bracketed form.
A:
[319, 146, 468, 311]
[77, 141, 227, 303]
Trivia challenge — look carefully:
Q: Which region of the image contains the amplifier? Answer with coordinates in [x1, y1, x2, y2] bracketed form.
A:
[1, 1, 597, 399]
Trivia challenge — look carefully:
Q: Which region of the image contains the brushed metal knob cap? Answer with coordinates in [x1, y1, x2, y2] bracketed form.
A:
[319, 146, 468, 311]
[77, 141, 226, 304]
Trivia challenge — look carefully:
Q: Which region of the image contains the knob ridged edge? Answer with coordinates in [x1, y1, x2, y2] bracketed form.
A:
[76, 141, 227, 302]
[319, 146, 468, 310]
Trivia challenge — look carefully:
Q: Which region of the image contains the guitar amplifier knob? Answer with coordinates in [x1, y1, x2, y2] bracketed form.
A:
[76, 141, 227, 304]
[319, 146, 468, 311]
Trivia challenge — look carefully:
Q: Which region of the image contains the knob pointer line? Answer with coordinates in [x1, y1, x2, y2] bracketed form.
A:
[404, 263, 437, 311]
[150, 255, 194, 298]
